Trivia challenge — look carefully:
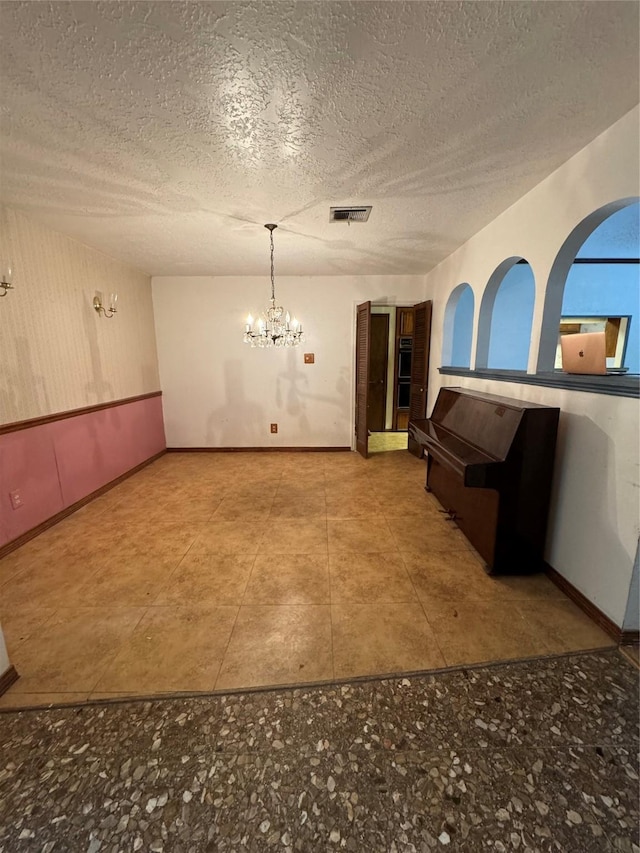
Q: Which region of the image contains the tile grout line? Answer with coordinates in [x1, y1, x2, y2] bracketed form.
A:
[323, 461, 336, 682]
[211, 485, 270, 690]
[328, 541, 336, 682]
[398, 548, 450, 668]
[145, 543, 195, 607]
[87, 603, 152, 700]
[212, 465, 266, 680]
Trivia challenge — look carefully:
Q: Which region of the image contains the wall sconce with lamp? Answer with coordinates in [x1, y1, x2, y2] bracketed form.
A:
[0, 264, 14, 298]
[93, 292, 118, 318]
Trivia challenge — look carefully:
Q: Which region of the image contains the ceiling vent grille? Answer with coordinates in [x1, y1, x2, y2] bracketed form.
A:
[330, 206, 372, 223]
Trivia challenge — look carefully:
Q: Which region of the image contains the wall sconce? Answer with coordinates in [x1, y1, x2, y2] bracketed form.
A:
[0, 264, 14, 298]
[93, 291, 118, 318]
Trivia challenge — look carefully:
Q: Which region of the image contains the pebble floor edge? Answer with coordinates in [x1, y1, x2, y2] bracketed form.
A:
[1, 649, 638, 853]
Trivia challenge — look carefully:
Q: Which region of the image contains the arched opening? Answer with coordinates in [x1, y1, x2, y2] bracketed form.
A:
[538, 198, 640, 373]
[442, 283, 474, 368]
[476, 258, 535, 370]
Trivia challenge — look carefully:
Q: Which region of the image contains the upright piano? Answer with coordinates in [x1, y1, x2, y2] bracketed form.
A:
[409, 387, 559, 575]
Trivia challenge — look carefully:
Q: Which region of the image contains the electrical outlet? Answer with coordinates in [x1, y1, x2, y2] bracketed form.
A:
[9, 490, 23, 510]
[270, 423, 278, 434]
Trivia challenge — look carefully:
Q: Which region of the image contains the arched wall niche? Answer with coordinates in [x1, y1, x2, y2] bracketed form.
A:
[537, 196, 640, 372]
[442, 283, 474, 368]
[476, 257, 536, 370]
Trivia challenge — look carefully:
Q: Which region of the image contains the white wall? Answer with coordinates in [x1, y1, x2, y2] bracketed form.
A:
[424, 106, 640, 628]
[152, 275, 425, 448]
[0, 207, 161, 424]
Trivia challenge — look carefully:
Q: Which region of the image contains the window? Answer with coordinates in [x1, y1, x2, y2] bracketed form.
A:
[476, 258, 535, 371]
[538, 199, 639, 374]
[442, 283, 474, 368]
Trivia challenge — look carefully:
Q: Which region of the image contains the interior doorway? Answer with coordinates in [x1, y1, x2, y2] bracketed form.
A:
[355, 301, 432, 459]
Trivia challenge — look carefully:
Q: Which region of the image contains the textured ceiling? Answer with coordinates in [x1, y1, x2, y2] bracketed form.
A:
[1, 1, 639, 276]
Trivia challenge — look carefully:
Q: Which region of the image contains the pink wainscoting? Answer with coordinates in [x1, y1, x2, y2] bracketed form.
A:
[0, 395, 166, 548]
[0, 428, 63, 547]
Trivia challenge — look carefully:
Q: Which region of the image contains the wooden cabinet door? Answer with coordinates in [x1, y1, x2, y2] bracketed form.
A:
[355, 301, 371, 458]
[407, 300, 432, 457]
[398, 308, 414, 336]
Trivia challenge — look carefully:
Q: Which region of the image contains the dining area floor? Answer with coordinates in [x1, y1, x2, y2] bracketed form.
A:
[0, 448, 615, 709]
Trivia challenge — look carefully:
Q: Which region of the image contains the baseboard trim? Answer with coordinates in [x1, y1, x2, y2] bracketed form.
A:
[0, 391, 162, 436]
[621, 630, 640, 646]
[0, 665, 19, 697]
[544, 563, 622, 643]
[166, 446, 352, 453]
[0, 449, 167, 560]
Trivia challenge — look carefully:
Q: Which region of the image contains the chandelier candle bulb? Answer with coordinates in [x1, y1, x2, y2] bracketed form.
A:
[0, 263, 14, 297]
[93, 290, 118, 318]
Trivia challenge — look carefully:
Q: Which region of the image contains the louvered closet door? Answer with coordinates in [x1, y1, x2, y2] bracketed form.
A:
[408, 300, 432, 458]
[355, 301, 371, 459]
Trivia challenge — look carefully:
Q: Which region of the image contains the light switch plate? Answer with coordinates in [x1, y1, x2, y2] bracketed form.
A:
[304, 353, 315, 364]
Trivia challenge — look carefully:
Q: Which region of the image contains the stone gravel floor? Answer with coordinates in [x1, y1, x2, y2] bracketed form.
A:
[0, 649, 638, 853]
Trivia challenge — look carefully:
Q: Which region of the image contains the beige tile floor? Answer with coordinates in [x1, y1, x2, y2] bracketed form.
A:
[368, 431, 408, 453]
[0, 449, 615, 708]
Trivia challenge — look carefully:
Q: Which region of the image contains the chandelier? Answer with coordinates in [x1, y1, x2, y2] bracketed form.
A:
[243, 224, 304, 348]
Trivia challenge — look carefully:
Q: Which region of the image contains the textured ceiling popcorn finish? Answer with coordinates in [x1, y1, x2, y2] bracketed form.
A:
[0, 1, 638, 276]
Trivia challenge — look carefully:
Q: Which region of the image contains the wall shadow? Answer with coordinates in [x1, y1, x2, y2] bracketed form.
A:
[82, 292, 116, 477]
[276, 349, 351, 443]
[0, 336, 51, 424]
[205, 360, 265, 446]
[546, 410, 636, 619]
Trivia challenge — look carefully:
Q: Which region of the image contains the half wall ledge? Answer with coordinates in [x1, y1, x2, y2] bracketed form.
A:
[438, 367, 640, 399]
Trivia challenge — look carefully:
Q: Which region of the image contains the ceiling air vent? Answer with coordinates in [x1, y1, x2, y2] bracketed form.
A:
[329, 205, 372, 223]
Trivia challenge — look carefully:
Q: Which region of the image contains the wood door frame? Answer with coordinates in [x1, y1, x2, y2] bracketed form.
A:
[407, 300, 433, 457]
[355, 301, 371, 458]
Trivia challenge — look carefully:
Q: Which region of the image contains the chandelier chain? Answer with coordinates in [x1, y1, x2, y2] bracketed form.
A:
[270, 229, 275, 302]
